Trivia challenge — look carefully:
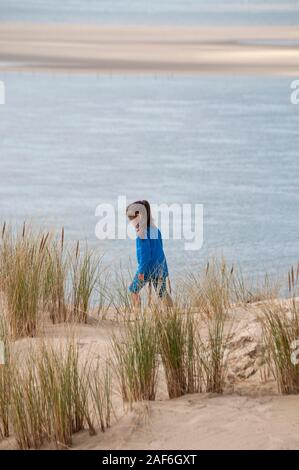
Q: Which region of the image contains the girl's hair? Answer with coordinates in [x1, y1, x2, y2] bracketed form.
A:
[126, 200, 152, 227]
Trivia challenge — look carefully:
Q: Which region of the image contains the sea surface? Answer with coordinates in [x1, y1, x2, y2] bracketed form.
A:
[0, 0, 299, 26]
[0, 73, 298, 281]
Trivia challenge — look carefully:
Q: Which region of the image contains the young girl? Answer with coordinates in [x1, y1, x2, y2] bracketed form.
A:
[127, 200, 173, 309]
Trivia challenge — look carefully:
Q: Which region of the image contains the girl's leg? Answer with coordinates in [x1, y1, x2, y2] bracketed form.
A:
[148, 280, 152, 307]
[131, 292, 141, 310]
[165, 278, 173, 308]
[129, 273, 146, 312]
[153, 277, 173, 308]
[163, 291, 173, 308]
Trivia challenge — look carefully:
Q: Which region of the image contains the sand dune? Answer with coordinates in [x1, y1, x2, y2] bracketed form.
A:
[0, 23, 299, 75]
[1, 303, 299, 450]
[73, 394, 299, 450]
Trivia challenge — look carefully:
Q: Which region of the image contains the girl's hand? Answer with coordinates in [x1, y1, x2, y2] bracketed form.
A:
[138, 273, 144, 282]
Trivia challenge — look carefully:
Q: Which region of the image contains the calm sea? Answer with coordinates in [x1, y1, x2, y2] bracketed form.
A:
[0, 74, 298, 280]
[0, 0, 299, 26]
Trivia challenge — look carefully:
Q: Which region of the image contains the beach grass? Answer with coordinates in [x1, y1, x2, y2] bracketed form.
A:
[187, 259, 232, 317]
[261, 300, 299, 394]
[112, 311, 158, 404]
[1, 222, 299, 448]
[0, 223, 49, 338]
[199, 311, 232, 394]
[0, 316, 11, 439]
[9, 338, 112, 449]
[0, 224, 106, 336]
[156, 305, 203, 398]
[261, 264, 299, 394]
[70, 242, 101, 323]
[43, 228, 68, 323]
[187, 259, 280, 311]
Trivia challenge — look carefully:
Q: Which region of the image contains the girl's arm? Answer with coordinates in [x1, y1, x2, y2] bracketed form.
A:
[137, 237, 151, 278]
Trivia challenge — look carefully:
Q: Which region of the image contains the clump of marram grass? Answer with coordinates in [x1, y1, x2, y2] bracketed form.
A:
[112, 299, 231, 401]
[112, 312, 159, 404]
[0, 316, 11, 439]
[192, 262, 233, 394]
[186, 258, 280, 312]
[70, 242, 101, 323]
[156, 306, 203, 398]
[261, 265, 299, 394]
[10, 359, 46, 449]
[183, 262, 233, 393]
[261, 300, 299, 394]
[10, 339, 113, 449]
[231, 268, 280, 305]
[199, 310, 232, 394]
[0, 223, 107, 332]
[10, 340, 83, 449]
[0, 327, 113, 449]
[0, 223, 49, 338]
[35, 339, 97, 447]
[288, 262, 299, 305]
[43, 228, 69, 323]
[88, 362, 112, 432]
[187, 259, 232, 317]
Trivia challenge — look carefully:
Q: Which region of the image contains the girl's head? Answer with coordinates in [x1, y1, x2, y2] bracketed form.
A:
[126, 200, 152, 228]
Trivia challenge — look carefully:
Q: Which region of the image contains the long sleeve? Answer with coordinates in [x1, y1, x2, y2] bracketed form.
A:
[136, 237, 151, 275]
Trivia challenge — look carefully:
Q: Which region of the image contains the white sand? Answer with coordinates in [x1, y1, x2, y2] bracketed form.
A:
[0, 23, 299, 75]
[73, 394, 299, 450]
[1, 303, 299, 450]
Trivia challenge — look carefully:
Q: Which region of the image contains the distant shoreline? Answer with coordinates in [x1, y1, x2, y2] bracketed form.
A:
[0, 23, 299, 75]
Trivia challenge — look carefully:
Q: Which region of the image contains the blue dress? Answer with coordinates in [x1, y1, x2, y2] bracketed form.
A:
[129, 225, 169, 297]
